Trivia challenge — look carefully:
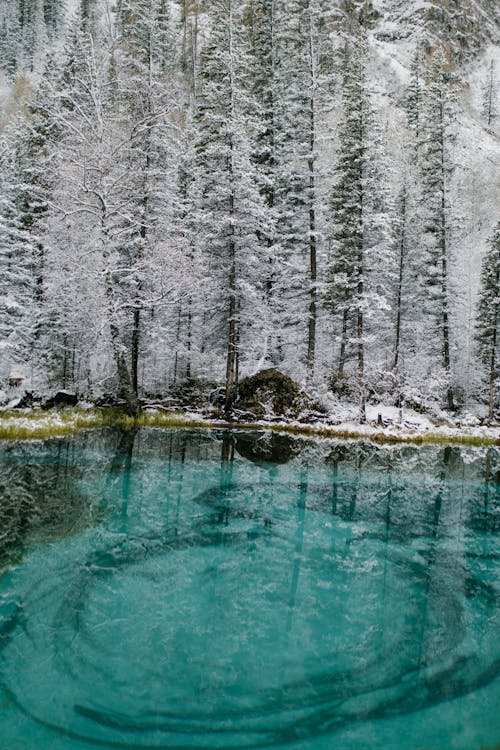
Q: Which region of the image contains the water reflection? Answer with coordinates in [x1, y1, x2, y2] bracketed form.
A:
[0, 439, 100, 566]
[0, 429, 498, 750]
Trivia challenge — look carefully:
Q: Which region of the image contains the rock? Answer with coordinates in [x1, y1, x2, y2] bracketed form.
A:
[8, 391, 35, 409]
[236, 368, 321, 418]
[44, 391, 78, 409]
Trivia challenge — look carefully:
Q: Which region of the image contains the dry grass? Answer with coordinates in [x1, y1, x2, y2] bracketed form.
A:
[261, 422, 500, 447]
[0, 408, 497, 446]
[0, 408, 211, 440]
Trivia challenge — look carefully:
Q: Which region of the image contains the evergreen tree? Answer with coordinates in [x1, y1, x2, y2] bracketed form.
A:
[404, 49, 424, 146]
[246, 0, 280, 364]
[326, 36, 394, 422]
[476, 223, 499, 422]
[0, 55, 64, 388]
[482, 59, 497, 129]
[193, 0, 267, 413]
[267, 0, 333, 379]
[80, 0, 98, 35]
[116, 0, 181, 396]
[419, 47, 457, 411]
[0, 134, 33, 382]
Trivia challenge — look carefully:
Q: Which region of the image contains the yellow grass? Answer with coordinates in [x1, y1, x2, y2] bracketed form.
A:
[0, 408, 497, 446]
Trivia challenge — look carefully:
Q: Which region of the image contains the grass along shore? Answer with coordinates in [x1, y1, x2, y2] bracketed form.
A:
[0, 407, 498, 446]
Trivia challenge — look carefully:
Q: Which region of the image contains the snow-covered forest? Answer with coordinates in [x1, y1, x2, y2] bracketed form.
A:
[0, 0, 498, 421]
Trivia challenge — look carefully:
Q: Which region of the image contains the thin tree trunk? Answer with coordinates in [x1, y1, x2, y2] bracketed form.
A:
[34, 241, 44, 303]
[130, 56, 152, 395]
[225, 8, 237, 417]
[488, 306, 497, 423]
[225, 240, 237, 416]
[186, 298, 192, 379]
[338, 308, 348, 381]
[393, 191, 406, 405]
[235, 301, 240, 396]
[306, 7, 317, 380]
[173, 306, 182, 385]
[62, 334, 68, 389]
[357, 306, 366, 424]
[438, 97, 454, 411]
[358, 106, 366, 424]
[131, 307, 140, 394]
[486, 59, 494, 128]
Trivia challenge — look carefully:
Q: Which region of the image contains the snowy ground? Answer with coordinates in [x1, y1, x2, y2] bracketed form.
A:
[233, 403, 500, 445]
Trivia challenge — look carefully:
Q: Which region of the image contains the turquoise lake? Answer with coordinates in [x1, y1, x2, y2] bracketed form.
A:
[0, 428, 499, 750]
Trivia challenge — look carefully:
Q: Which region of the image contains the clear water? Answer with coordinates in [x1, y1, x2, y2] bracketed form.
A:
[0, 429, 499, 750]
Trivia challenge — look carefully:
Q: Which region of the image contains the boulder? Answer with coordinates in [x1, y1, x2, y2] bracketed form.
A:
[8, 391, 35, 409]
[236, 368, 320, 419]
[43, 391, 78, 409]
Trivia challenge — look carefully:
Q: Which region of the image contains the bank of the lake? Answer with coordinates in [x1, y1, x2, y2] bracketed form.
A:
[0, 407, 498, 446]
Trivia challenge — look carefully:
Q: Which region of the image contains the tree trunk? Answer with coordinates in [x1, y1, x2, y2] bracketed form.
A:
[488, 314, 497, 423]
[393, 191, 406, 404]
[306, 7, 317, 381]
[34, 241, 45, 303]
[225, 241, 237, 416]
[357, 306, 366, 424]
[186, 297, 192, 379]
[225, 13, 237, 417]
[100, 199, 140, 417]
[109, 313, 140, 416]
[438, 98, 454, 412]
[131, 306, 140, 394]
[131, 135, 150, 395]
[338, 308, 348, 381]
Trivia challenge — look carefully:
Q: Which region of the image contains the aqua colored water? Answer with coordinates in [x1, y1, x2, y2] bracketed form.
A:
[0, 429, 499, 750]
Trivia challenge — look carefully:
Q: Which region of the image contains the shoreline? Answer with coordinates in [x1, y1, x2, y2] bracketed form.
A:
[0, 408, 498, 447]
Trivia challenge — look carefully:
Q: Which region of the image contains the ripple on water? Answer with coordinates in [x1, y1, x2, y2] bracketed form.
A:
[0, 434, 499, 749]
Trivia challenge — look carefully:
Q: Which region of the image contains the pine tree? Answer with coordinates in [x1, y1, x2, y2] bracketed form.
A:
[482, 59, 497, 129]
[404, 49, 424, 145]
[419, 47, 457, 411]
[193, 0, 267, 413]
[0, 53, 65, 388]
[245, 0, 280, 364]
[264, 0, 333, 379]
[110, 0, 179, 397]
[326, 35, 394, 422]
[80, 0, 98, 35]
[0, 134, 33, 383]
[476, 223, 499, 422]
[175, 0, 204, 91]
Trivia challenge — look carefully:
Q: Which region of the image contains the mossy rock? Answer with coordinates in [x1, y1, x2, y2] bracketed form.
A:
[236, 368, 319, 418]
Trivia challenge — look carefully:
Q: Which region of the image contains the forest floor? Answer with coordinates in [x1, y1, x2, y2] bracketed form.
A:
[0, 405, 498, 446]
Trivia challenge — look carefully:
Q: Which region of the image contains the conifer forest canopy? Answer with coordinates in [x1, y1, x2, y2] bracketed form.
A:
[0, 0, 498, 420]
